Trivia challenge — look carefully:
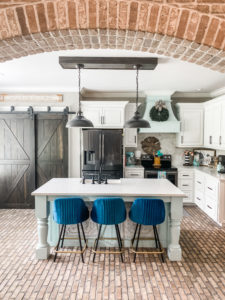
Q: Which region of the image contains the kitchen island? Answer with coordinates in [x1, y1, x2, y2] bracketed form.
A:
[32, 178, 186, 261]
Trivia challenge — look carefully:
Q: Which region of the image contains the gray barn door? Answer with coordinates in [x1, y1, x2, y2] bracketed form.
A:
[0, 114, 35, 208]
[36, 114, 68, 188]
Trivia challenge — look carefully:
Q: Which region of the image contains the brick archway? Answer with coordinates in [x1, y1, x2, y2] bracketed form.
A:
[0, 1, 224, 72]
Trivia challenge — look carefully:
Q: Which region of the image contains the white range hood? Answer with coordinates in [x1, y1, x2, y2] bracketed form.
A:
[139, 93, 180, 133]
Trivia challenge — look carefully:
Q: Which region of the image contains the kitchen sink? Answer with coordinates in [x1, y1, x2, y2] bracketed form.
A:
[80, 179, 121, 184]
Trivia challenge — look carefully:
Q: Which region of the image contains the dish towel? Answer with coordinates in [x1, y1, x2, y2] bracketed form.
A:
[158, 171, 166, 179]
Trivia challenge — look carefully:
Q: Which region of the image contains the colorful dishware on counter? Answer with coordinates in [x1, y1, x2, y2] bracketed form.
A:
[126, 151, 135, 166]
[153, 155, 161, 168]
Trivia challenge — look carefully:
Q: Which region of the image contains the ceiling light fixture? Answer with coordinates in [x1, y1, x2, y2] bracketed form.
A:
[124, 65, 150, 128]
[66, 64, 94, 128]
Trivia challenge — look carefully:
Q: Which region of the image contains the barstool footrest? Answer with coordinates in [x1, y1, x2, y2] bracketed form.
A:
[91, 238, 125, 254]
[53, 243, 87, 255]
[130, 247, 164, 255]
[131, 237, 164, 254]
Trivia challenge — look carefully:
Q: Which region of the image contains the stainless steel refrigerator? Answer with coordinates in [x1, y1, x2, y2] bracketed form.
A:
[82, 129, 123, 179]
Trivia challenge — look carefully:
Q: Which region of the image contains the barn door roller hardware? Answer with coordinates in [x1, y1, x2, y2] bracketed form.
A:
[59, 57, 158, 70]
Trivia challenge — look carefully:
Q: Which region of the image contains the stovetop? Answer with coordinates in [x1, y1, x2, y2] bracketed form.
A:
[144, 167, 178, 172]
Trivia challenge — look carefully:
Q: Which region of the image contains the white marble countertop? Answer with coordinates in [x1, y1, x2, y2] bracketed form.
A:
[32, 178, 186, 198]
[124, 165, 144, 169]
[178, 165, 225, 181]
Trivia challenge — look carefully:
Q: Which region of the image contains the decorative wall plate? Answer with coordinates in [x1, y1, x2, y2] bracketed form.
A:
[141, 136, 161, 154]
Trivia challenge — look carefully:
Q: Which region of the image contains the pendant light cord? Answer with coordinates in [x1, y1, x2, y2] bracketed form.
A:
[78, 64, 81, 113]
[136, 66, 139, 111]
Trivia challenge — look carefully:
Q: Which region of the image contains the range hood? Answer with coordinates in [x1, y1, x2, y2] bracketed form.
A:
[139, 93, 180, 133]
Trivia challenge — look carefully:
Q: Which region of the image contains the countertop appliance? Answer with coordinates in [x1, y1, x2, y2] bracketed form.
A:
[82, 129, 123, 183]
[218, 155, 225, 173]
[141, 154, 178, 186]
[126, 151, 135, 166]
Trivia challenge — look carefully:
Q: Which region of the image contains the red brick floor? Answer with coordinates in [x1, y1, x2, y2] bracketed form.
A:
[0, 206, 225, 299]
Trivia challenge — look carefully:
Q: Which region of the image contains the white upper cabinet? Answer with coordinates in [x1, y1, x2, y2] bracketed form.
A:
[124, 103, 137, 147]
[204, 96, 225, 150]
[176, 103, 204, 147]
[220, 101, 225, 149]
[81, 101, 128, 128]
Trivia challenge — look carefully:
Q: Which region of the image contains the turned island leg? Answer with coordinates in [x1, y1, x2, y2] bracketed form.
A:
[35, 196, 50, 259]
[168, 197, 183, 261]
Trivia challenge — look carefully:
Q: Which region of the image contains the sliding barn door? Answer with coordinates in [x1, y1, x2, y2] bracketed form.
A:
[36, 114, 68, 187]
[0, 114, 35, 208]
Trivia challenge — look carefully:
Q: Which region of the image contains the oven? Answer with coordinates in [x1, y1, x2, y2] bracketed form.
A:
[144, 170, 178, 186]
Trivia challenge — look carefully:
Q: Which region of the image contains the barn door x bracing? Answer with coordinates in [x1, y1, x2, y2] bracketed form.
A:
[0, 113, 68, 208]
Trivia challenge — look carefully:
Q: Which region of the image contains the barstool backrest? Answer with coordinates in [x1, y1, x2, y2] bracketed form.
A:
[129, 198, 165, 226]
[91, 197, 126, 225]
[53, 197, 89, 225]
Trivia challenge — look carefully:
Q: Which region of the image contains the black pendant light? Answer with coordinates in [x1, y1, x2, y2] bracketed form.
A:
[124, 65, 150, 128]
[66, 64, 94, 128]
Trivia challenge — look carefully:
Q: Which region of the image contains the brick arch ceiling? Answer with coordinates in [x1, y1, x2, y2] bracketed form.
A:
[0, 1, 225, 72]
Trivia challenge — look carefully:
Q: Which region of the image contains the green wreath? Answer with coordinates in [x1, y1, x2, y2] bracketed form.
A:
[150, 100, 169, 122]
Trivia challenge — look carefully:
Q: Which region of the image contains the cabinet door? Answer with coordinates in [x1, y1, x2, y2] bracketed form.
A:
[124, 128, 137, 147]
[180, 108, 203, 146]
[102, 107, 124, 127]
[204, 106, 213, 148]
[211, 103, 221, 148]
[220, 102, 225, 149]
[81, 105, 102, 127]
[125, 169, 144, 178]
[125, 103, 136, 121]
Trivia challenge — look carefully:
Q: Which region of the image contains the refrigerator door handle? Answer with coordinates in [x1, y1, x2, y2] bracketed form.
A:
[99, 133, 102, 173]
[102, 133, 105, 166]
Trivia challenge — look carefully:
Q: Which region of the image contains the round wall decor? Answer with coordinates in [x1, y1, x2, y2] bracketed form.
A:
[150, 100, 169, 122]
[141, 136, 161, 155]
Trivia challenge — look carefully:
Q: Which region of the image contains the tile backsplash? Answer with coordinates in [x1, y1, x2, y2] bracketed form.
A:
[127, 133, 192, 168]
[126, 133, 225, 168]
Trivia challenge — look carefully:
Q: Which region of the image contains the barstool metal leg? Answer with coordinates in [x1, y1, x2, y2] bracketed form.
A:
[115, 225, 124, 263]
[134, 224, 141, 263]
[77, 223, 84, 263]
[61, 225, 66, 248]
[155, 226, 164, 263]
[54, 225, 64, 262]
[153, 225, 159, 249]
[131, 223, 138, 245]
[80, 223, 87, 245]
[93, 224, 102, 263]
[116, 224, 123, 248]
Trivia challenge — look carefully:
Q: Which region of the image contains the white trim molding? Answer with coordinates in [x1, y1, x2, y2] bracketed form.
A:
[0, 94, 63, 103]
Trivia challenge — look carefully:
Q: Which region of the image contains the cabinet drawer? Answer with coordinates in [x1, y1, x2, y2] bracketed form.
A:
[205, 196, 217, 221]
[178, 170, 193, 179]
[205, 177, 218, 199]
[125, 169, 144, 178]
[195, 190, 204, 210]
[195, 172, 204, 192]
[183, 191, 193, 203]
[178, 179, 193, 191]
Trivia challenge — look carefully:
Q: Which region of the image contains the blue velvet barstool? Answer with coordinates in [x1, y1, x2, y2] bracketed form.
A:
[53, 197, 89, 263]
[129, 198, 165, 263]
[91, 197, 126, 262]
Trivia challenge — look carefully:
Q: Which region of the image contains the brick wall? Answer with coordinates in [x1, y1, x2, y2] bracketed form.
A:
[0, 0, 224, 72]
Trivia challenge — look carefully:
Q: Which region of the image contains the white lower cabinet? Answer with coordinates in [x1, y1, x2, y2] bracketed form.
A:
[194, 170, 219, 223]
[178, 169, 194, 204]
[205, 195, 217, 221]
[124, 167, 144, 178]
[195, 190, 204, 211]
